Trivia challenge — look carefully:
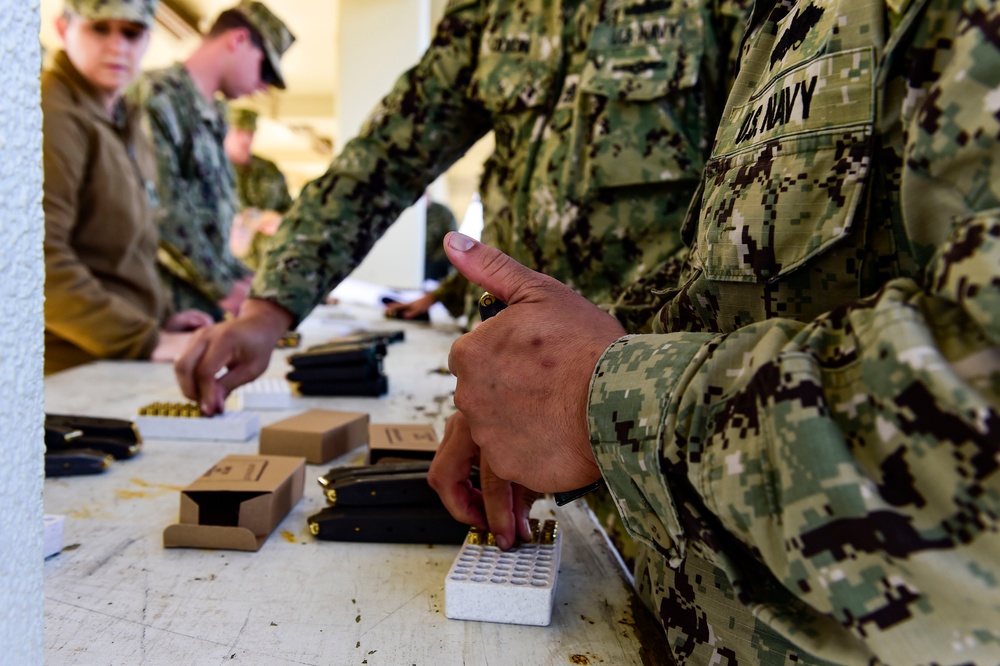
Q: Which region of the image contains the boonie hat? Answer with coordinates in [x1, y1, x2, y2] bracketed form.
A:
[65, 0, 158, 26]
[230, 1, 295, 90]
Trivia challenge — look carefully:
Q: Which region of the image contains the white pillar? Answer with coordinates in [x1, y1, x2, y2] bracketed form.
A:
[0, 0, 46, 663]
[338, 0, 433, 289]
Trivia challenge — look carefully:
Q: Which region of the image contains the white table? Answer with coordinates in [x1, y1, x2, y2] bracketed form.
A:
[44, 304, 666, 665]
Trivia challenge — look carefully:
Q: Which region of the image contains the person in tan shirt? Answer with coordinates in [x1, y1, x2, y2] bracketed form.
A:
[43, 0, 212, 375]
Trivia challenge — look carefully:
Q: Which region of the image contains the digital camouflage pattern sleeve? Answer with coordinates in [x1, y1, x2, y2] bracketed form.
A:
[132, 64, 250, 317]
[424, 200, 458, 281]
[235, 155, 293, 214]
[253, 1, 492, 325]
[588, 0, 1000, 662]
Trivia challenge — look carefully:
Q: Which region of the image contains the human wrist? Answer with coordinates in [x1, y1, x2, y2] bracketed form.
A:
[239, 298, 294, 337]
[564, 439, 603, 490]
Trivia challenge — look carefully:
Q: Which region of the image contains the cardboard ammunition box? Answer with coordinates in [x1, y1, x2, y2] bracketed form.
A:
[259, 409, 369, 464]
[164, 454, 306, 552]
[367, 423, 439, 464]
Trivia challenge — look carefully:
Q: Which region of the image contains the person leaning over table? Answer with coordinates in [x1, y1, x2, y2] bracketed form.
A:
[224, 107, 293, 272]
[172, 0, 749, 570]
[42, 0, 213, 376]
[129, 1, 295, 322]
[427, 0, 1000, 662]
[172, 0, 751, 397]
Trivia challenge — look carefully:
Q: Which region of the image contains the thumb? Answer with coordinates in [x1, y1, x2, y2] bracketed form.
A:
[443, 232, 550, 306]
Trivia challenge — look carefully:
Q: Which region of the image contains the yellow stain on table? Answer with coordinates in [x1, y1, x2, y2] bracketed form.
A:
[282, 530, 296, 543]
[131, 478, 184, 492]
[115, 490, 150, 500]
[114, 479, 186, 500]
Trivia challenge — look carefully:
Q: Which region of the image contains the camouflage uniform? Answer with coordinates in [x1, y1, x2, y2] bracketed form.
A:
[229, 106, 293, 216]
[425, 200, 458, 281]
[227, 107, 292, 271]
[235, 156, 293, 272]
[131, 63, 248, 320]
[254, 0, 750, 334]
[235, 155, 292, 215]
[131, 1, 294, 319]
[589, 0, 1000, 662]
[255, 1, 746, 570]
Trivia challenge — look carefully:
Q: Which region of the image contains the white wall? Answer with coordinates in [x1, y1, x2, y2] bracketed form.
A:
[337, 0, 432, 289]
[0, 0, 46, 662]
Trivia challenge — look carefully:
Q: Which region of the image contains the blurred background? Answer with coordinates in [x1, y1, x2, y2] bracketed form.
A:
[40, 0, 492, 289]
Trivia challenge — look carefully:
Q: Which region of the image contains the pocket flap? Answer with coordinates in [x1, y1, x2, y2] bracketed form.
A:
[580, 12, 704, 101]
[697, 129, 872, 283]
[696, 47, 877, 283]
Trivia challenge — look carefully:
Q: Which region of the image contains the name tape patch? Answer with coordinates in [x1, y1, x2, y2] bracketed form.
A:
[715, 47, 874, 155]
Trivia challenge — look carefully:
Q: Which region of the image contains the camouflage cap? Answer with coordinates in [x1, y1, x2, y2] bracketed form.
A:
[229, 107, 258, 132]
[230, 1, 295, 90]
[65, 0, 158, 26]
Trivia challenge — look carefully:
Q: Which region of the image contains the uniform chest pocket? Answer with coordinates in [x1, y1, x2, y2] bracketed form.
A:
[577, 9, 707, 189]
[695, 48, 876, 283]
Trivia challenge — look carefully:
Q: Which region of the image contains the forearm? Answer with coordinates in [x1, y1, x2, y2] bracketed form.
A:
[239, 297, 294, 335]
[253, 6, 491, 326]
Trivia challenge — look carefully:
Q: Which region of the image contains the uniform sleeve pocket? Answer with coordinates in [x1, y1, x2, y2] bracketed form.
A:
[471, 54, 555, 114]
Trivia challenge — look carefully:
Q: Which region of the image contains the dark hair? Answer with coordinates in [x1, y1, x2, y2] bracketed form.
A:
[207, 9, 264, 50]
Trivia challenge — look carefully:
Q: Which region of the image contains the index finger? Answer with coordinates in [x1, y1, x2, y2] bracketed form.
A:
[183, 327, 235, 414]
[428, 413, 487, 531]
[478, 455, 518, 550]
[173, 328, 212, 403]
